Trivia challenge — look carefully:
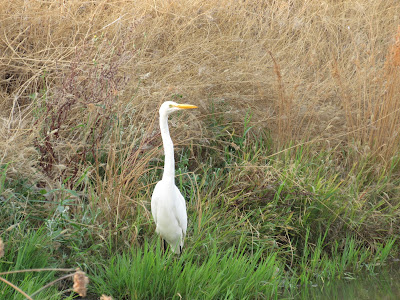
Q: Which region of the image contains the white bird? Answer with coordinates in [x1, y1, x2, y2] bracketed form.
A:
[151, 101, 198, 254]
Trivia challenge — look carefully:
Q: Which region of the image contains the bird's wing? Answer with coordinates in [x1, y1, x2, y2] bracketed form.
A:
[174, 185, 187, 237]
[151, 182, 162, 224]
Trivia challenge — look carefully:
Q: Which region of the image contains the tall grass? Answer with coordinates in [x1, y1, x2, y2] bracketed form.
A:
[1, 0, 400, 298]
[333, 25, 400, 165]
[0, 226, 71, 299]
[90, 240, 280, 299]
[1, 0, 400, 184]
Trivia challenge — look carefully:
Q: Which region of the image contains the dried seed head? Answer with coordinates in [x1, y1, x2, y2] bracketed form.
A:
[73, 269, 89, 297]
[0, 237, 4, 258]
[100, 295, 113, 300]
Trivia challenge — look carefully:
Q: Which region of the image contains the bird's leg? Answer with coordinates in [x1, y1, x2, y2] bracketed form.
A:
[179, 246, 186, 272]
[162, 238, 167, 254]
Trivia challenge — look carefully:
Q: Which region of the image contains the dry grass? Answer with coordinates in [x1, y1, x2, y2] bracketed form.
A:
[333, 24, 400, 165]
[1, 4, 399, 296]
[1, 0, 400, 182]
[72, 269, 89, 297]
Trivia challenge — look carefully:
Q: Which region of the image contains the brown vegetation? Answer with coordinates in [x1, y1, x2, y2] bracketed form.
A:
[1, 0, 400, 191]
[0, 4, 399, 297]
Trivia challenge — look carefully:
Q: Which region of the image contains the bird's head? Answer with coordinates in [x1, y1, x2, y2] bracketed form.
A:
[159, 101, 198, 116]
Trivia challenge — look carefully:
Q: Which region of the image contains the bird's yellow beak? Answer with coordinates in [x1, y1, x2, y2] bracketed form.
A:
[173, 104, 198, 109]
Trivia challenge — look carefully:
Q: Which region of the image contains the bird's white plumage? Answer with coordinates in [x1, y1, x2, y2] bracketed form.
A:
[151, 101, 196, 254]
[151, 181, 187, 253]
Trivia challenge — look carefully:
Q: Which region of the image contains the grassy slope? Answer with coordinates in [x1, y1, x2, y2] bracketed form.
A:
[1, 113, 399, 298]
[1, 0, 400, 298]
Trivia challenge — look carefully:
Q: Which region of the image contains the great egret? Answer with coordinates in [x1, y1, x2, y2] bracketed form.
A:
[151, 101, 198, 254]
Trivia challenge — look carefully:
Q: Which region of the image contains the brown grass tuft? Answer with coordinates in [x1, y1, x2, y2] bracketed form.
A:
[73, 269, 89, 297]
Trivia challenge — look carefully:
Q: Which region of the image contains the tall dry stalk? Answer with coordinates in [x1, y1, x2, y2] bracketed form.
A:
[371, 26, 400, 163]
[91, 103, 159, 225]
[335, 25, 400, 165]
[269, 51, 293, 145]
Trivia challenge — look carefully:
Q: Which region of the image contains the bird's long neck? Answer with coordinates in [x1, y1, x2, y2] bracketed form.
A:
[160, 112, 175, 182]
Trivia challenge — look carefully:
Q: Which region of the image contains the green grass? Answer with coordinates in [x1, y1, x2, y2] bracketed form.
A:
[0, 226, 74, 299]
[89, 240, 280, 299]
[0, 109, 399, 299]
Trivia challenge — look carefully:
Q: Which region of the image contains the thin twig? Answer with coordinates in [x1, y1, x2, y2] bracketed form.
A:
[101, 14, 127, 30]
[0, 276, 33, 300]
[30, 273, 75, 298]
[0, 268, 75, 276]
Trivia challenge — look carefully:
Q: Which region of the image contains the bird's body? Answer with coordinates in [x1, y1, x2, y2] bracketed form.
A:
[151, 101, 197, 254]
[151, 181, 187, 253]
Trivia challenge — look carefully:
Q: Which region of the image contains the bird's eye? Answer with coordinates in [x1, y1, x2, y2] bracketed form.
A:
[169, 104, 173, 108]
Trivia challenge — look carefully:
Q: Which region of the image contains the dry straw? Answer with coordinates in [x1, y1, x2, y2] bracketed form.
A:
[1, 1, 399, 173]
[0, 237, 4, 258]
[73, 269, 90, 297]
